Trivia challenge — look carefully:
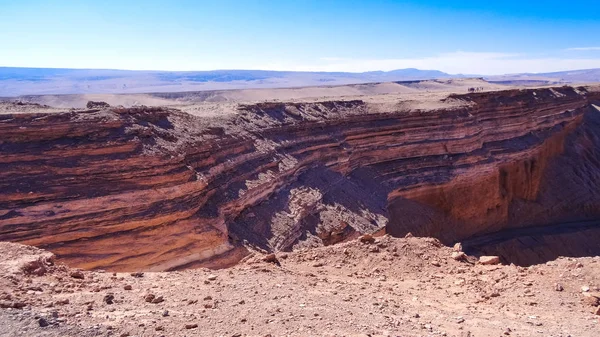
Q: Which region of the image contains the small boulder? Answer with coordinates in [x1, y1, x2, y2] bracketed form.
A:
[359, 234, 375, 244]
[38, 317, 49, 327]
[12, 301, 26, 309]
[185, 323, 198, 329]
[554, 283, 564, 292]
[124, 285, 132, 290]
[207, 274, 218, 281]
[262, 254, 279, 264]
[144, 294, 156, 303]
[70, 270, 84, 279]
[103, 294, 115, 305]
[452, 252, 467, 261]
[479, 256, 501, 265]
[453, 242, 463, 252]
[151, 296, 164, 304]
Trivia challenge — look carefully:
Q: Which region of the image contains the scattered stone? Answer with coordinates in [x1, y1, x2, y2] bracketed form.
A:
[359, 234, 375, 244]
[594, 306, 600, 316]
[103, 294, 115, 305]
[144, 294, 156, 303]
[581, 286, 590, 292]
[12, 301, 26, 309]
[124, 285, 132, 290]
[155, 326, 164, 331]
[369, 245, 380, 253]
[554, 283, 564, 292]
[479, 256, 501, 265]
[404, 232, 414, 238]
[151, 296, 164, 304]
[263, 253, 279, 264]
[130, 272, 144, 278]
[162, 310, 169, 317]
[207, 274, 218, 281]
[38, 317, 49, 327]
[453, 242, 463, 252]
[452, 252, 467, 261]
[185, 323, 198, 329]
[55, 299, 69, 305]
[431, 261, 441, 267]
[69, 270, 84, 279]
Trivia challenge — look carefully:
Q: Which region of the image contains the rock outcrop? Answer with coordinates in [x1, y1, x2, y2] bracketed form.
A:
[1, 86, 600, 271]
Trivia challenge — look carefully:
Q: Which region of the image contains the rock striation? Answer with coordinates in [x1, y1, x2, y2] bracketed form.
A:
[1, 86, 600, 271]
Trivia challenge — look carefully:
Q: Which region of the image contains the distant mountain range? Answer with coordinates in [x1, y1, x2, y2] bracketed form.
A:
[0, 67, 599, 96]
[488, 68, 600, 84]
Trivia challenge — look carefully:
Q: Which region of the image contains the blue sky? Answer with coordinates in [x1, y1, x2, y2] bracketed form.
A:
[1, 0, 599, 74]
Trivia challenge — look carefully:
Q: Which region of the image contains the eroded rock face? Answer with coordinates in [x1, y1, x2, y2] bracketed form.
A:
[1, 87, 600, 271]
[387, 89, 600, 243]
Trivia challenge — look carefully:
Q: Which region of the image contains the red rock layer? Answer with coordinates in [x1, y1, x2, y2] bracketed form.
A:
[1, 87, 599, 271]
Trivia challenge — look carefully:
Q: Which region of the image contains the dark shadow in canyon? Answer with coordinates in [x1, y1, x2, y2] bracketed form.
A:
[461, 220, 600, 266]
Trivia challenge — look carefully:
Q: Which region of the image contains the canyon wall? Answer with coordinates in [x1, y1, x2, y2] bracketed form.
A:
[1, 86, 599, 271]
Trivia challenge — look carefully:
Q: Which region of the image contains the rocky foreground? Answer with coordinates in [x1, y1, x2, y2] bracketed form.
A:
[0, 236, 598, 337]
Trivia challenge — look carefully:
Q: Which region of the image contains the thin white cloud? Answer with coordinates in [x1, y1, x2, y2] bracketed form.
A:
[566, 47, 600, 51]
[257, 51, 600, 75]
[319, 57, 346, 61]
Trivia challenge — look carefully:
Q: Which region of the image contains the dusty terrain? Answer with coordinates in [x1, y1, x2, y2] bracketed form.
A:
[9, 78, 503, 109]
[1, 236, 599, 337]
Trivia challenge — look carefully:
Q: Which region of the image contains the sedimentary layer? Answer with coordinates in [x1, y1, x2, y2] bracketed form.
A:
[1, 86, 599, 270]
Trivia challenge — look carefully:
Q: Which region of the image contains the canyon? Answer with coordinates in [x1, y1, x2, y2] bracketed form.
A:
[1, 83, 600, 272]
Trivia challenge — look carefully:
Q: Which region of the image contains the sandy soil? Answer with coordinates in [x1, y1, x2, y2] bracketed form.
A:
[5, 78, 504, 110]
[1, 78, 506, 120]
[1, 236, 598, 337]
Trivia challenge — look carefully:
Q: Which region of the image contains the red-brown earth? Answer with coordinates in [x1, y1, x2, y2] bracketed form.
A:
[1, 86, 600, 272]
